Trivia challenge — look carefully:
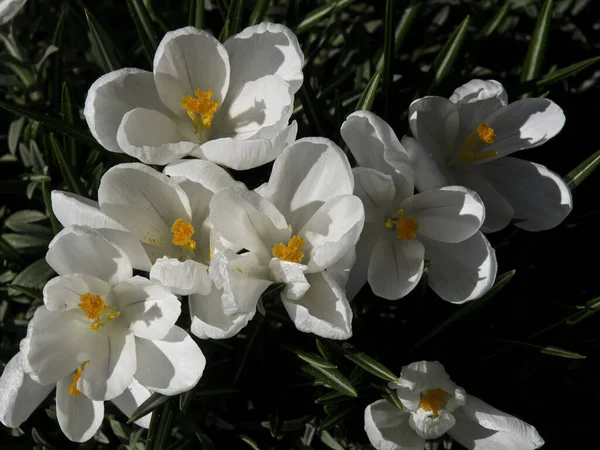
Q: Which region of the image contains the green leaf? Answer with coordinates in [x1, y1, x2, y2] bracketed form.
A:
[339, 345, 397, 382]
[2, 233, 50, 251]
[7, 284, 43, 301]
[535, 56, 600, 88]
[567, 296, 600, 326]
[8, 259, 54, 296]
[318, 430, 345, 450]
[476, 1, 511, 39]
[50, 133, 86, 197]
[226, 0, 244, 37]
[292, 348, 338, 369]
[433, 15, 470, 86]
[85, 9, 120, 72]
[298, 82, 327, 137]
[315, 390, 351, 405]
[189, 0, 205, 29]
[127, 392, 168, 424]
[125, 0, 159, 66]
[8, 117, 25, 156]
[0, 235, 26, 265]
[376, 2, 421, 69]
[371, 383, 404, 411]
[381, 0, 395, 119]
[540, 346, 586, 359]
[317, 405, 356, 431]
[355, 69, 382, 112]
[296, 0, 355, 35]
[249, 0, 270, 26]
[218, 19, 230, 43]
[520, 0, 553, 83]
[240, 435, 260, 450]
[5, 210, 52, 237]
[61, 83, 77, 167]
[301, 365, 358, 398]
[42, 181, 62, 236]
[564, 148, 600, 189]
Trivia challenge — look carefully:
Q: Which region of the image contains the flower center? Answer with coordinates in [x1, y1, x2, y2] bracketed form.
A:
[385, 210, 419, 240]
[272, 236, 305, 263]
[458, 122, 498, 163]
[171, 218, 197, 251]
[419, 388, 448, 417]
[69, 362, 88, 396]
[78, 292, 120, 332]
[180, 89, 218, 134]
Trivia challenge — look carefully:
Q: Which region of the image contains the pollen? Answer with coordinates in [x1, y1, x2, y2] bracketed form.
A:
[272, 235, 305, 263]
[419, 388, 448, 416]
[459, 122, 497, 159]
[68, 362, 88, 396]
[386, 210, 419, 240]
[477, 122, 496, 144]
[180, 89, 218, 133]
[171, 218, 196, 251]
[78, 293, 106, 320]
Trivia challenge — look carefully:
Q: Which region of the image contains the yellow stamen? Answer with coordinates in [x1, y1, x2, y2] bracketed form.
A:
[419, 388, 448, 416]
[458, 122, 498, 163]
[477, 122, 496, 144]
[171, 218, 196, 251]
[386, 210, 419, 240]
[180, 89, 218, 133]
[78, 293, 106, 321]
[272, 236, 305, 263]
[68, 362, 88, 396]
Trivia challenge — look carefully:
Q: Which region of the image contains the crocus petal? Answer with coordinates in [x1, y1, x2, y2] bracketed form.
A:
[43, 274, 111, 312]
[449, 396, 544, 450]
[345, 223, 380, 301]
[189, 290, 255, 339]
[51, 191, 151, 271]
[164, 158, 241, 193]
[269, 258, 310, 301]
[84, 68, 170, 154]
[79, 328, 136, 401]
[117, 107, 196, 165]
[409, 408, 455, 440]
[282, 271, 352, 339]
[225, 22, 304, 95]
[46, 225, 132, 285]
[325, 246, 356, 290]
[193, 121, 297, 170]
[400, 186, 485, 243]
[56, 376, 104, 443]
[153, 27, 230, 119]
[478, 157, 572, 231]
[300, 194, 365, 272]
[483, 98, 565, 158]
[114, 276, 181, 340]
[150, 257, 210, 296]
[352, 167, 396, 224]
[0, 0, 27, 25]
[0, 353, 54, 428]
[341, 110, 414, 198]
[134, 326, 206, 395]
[110, 379, 152, 428]
[364, 399, 425, 450]
[368, 233, 424, 300]
[262, 137, 354, 230]
[423, 232, 497, 304]
[395, 360, 456, 396]
[409, 96, 459, 161]
[401, 136, 450, 192]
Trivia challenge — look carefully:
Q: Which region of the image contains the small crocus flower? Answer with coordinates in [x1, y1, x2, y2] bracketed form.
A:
[364, 360, 544, 450]
[0, 0, 27, 25]
[341, 110, 496, 303]
[209, 138, 365, 339]
[84, 22, 303, 168]
[0, 351, 151, 443]
[406, 79, 572, 232]
[22, 225, 205, 401]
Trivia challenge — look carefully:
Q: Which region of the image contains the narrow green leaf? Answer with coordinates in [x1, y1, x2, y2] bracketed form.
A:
[564, 148, 600, 189]
[218, 19, 230, 43]
[227, 0, 243, 37]
[433, 15, 470, 86]
[85, 9, 120, 72]
[7, 284, 43, 301]
[567, 296, 600, 326]
[291, 348, 338, 369]
[5, 210, 52, 237]
[154, 400, 175, 450]
[240, 435, 260, 450]
[42, 181, 62, 235]
[381, 0, 395, 119]
[189, 0, 205, 29]
[377, 2, 421, 69]
[61, 83, 77, 167]
[520, 0, 553, 83]
[125, 0, 159, 66]
[9, 259, 54, 296]
[249, 0, 270, 26]
[541, 346, 586, 359]
[371, 383, 404, 411]
[476, 1, 511, 39]
[50, 133, 86, 196]
[298, 82, 327, 137]
[0, 235, 26, 265]
[534, 56, 600, 88]
[355, 69, 382, 112]
[317, 405, 356, 431]
[296, 0, 355, 35]
[8, 117, 25, 156]
[214, 0, 229, 21]
[269, 405, 281, 438]
[340, 348, 397, 382]
[301, 365, 358, 398]
[127, 392, 168, 424]
[315, 339, 335, 362]
[315, 390, 351, 405]
[179, 389, 194, 413]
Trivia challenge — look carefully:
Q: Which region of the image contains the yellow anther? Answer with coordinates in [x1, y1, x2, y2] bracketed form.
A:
[68, 362, 88, 396]
[272, 236, 305, 263]
[477, 122, 496, 144]
[180, 89, 218, 133]
[385, 218, 394, 229]
[386, 210, 419, 240]
[459, 122, 497, 162]
[107, 311, 121, 320]
[419, 388, 448, 417]
[78, 293, 105, 321]
[171, 218, 196, 251]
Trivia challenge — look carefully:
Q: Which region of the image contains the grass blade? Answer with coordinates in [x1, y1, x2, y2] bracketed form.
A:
[381, 0, 395, 119]
[296, 0, 355, 35]
[476, 1, 511, 39]
[249, 0, 270, 26]
[125, 0, 159, 66]
[535, 56, 600, 88]
[50, 133, 85, 196]
[377, 2, 421, 69]
[298, 82, 327, 137]
[127, 392, 167, 424]
[564, 148, 600, 189]
[301, 365, 358, 398]
[189, 0, 205, 29]
[61, 83, 77, 166]
[520, 0, 553, 83]
[42, 180, 62, 235]
[433, 15, 470, 87]
[85, 9, 120, 72]
[355, 69, 382, 112]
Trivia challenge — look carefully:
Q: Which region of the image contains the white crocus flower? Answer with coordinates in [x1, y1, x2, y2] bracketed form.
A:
[84, 22, 303, 168]
[22, 225, 205, 401]
[0, 0, 26, 25]
[0, 351, 151, 443]
[364, 360, 544, 450]
[210, 138, 365, 339]
[406, 79, 572, 232]
[341, 111, 496, 303]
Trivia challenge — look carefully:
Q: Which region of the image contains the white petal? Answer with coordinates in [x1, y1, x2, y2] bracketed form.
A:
[189, 290, 255, 339]
[483, 98, 565, 158]
[98, 163, 193, 262]
[423, 231, 497, 304]
[225, 22, 304, 95]
[479, 157, 572, 231]
[51, 191, 151, 271]
[150, 257, 210, 296]
[300, 194, 365, 272]
[0, 0, 27, 25]
[134, 326, 206, 395]
[46, 225, 132, 284]
[269, 258, 309, 301]
[79, 328, 136, 401]
[0, 353, 54, 428]
[262, 137, 354, 230]
[114, 276, 181, 340]
[400, 186, 485, 243]
[409, 408, 455, 440]
[193, 121, 297, 170]
[396, 360, 454, 393]
[84, 68, 170, 154]
[352, 167, 396, 224]
[364, 400, 425, 450]
[325, 246, 356, 291]
[164, 158, 241, 193]
[282, 271, 352, 339]
[56, 375, 104, 442]
[117, 107, 196, 165]
[368, 233, 424, 300]
[401, 136, 450, 193]
[43, 274, 111, 312]
[345, 223, 380, 301]
[409, 96, 459, 161]
[341, 110, 414, 197]
[153, 27, 230, 119]
[110, 379, 152, 428]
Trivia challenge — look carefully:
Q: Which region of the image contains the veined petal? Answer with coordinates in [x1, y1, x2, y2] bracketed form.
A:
[269, 258, 309, 301]
[110, 379, 152, 428]
[345, 223, 380, 301]
[149, 257, 210, 296]
[46, 225, 132, 285]
[56, 375, 104, 443]
[153, 27, 230, 119]
[396, 360, 455, 394]
[401, 136, 450, 193]
[164, 158, 241, 193]
[134, 326, 206, 395]
[409, 408, 455, 440]
[409, 96, 459, 162]
[352, 168, 396, 224]
[189, 290, 255, 340]
[43, 274, 111, 313]
[364, 400, 425, 450]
